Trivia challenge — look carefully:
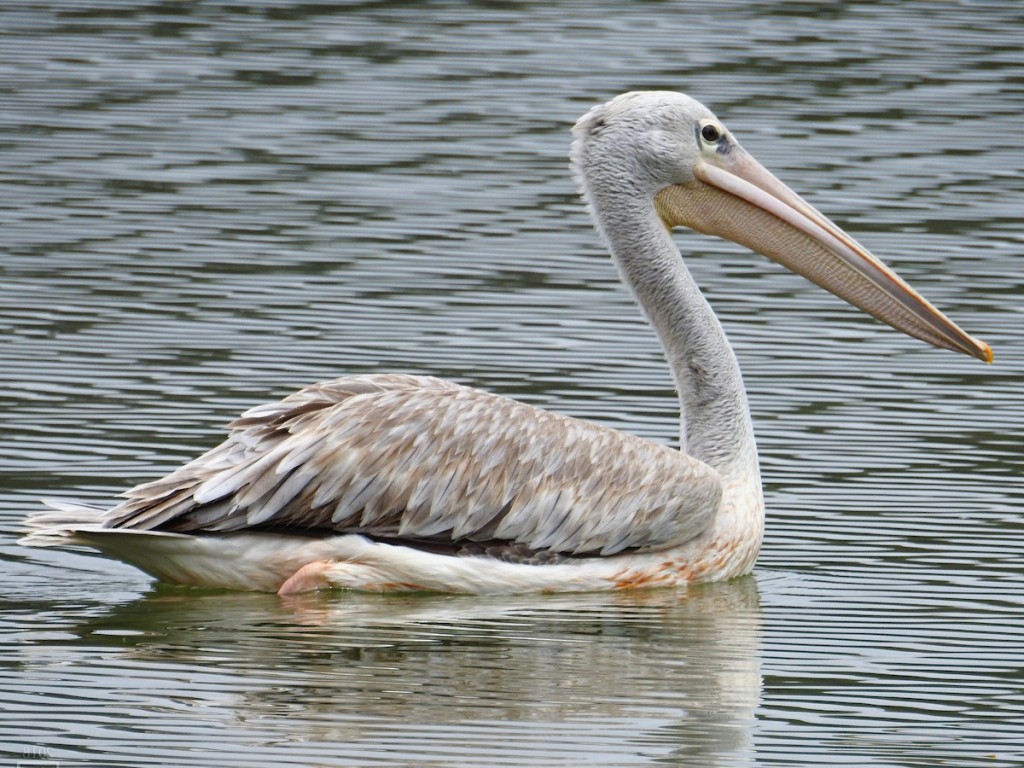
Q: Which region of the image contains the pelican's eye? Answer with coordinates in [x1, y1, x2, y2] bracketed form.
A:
[700, 123, 722, 143]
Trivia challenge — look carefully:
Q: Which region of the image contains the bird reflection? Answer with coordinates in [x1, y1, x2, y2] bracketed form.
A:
[60, 578, 761, 765]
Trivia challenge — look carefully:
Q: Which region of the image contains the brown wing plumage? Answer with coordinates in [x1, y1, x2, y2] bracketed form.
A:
[105, 374, 722, 555]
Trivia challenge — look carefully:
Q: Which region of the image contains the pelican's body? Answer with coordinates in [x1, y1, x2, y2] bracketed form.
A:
[22, 92, 990, 594]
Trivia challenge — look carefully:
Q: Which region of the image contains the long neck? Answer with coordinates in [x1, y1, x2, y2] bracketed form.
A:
[592, 190, 757, 474]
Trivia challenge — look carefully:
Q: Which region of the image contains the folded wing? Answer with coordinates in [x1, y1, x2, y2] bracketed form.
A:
[105, 374, 722, 555]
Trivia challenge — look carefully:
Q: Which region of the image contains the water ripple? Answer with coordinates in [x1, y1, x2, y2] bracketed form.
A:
[2, 2, 1023, 766]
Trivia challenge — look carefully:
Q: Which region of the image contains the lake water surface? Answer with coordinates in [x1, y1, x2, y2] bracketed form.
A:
[2, 1, 1023, 766]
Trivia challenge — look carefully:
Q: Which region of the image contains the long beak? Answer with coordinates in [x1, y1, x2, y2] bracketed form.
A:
[654, 144, 992, 362]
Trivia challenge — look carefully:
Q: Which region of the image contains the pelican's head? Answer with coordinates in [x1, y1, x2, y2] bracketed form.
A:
[572, 91, 991, 362]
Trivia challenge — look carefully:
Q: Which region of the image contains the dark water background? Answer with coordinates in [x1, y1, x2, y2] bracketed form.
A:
[2, 1, 1023, 765]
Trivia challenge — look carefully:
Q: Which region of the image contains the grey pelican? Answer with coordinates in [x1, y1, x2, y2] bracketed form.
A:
[22, 92, 991, 594]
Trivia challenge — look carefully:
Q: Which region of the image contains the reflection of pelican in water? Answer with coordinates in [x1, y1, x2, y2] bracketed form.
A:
[51, 581, 764, 765]
[22, 92, 990, 594]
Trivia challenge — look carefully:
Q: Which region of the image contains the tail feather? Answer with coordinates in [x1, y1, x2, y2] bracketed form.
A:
[20, 499, 199, 547]
[20, 500, 337, 591]
[19, 499, 111, 546]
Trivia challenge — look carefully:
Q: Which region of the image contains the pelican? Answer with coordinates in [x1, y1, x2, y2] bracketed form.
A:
[22, 92, 991, 594]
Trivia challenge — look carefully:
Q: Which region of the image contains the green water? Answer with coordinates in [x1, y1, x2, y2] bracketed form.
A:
[2, 1, 1022, 765]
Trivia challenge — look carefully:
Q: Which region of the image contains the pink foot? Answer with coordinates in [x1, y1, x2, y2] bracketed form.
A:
[278, 560, 332, 595]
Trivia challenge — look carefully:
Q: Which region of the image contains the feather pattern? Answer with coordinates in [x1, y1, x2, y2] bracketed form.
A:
[103, 374, 723, 556]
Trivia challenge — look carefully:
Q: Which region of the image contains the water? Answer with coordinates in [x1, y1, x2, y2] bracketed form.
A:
[2, 1, 1023, 765]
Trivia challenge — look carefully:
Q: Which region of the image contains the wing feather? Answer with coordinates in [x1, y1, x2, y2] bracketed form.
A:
[103, 374, 723, 554]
